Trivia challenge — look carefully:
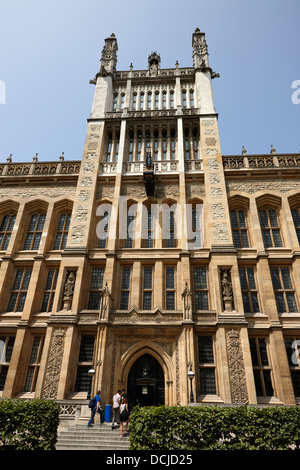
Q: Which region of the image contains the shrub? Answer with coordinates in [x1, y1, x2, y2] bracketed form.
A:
[129, 405, 300, 450]
[0, 399, 60, 450]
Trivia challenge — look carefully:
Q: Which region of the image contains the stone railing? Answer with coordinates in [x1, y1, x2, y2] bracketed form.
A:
[223, 153, 300, 170]
[185, 159, 203, 172]
[122, 160, 179, 175]
[0, 160, 81, 177]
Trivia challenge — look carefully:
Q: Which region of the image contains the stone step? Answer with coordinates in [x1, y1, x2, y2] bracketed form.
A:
[56, 424, 130, 451]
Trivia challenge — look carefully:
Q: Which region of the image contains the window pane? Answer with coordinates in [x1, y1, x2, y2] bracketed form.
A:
[90, 268, 104, 289]
[242, 292, 251, 312]
[291, 209, 300, 227]
[280, 267, 292, 289]
[263, 370, 274, 396]
[30, 337, 41, 363]
[272, 230, 282, 247]
[122, 268, 131, 289]
[78, 335, 95, 362]
[88, 292, 101, 310]
[268, 210, 278, 227]
[259, 210, 268, 228]
[143, 292, 152, 310]
[120, 292, 129, 310]
[200, 368, 216, 394]
[166, 268, 174, 289]
[258, 339, 269, 366]
[194, 267, 207, 289]
[253, 370, 263, 396]
[249, 338, 259, 366]
[24, 367, 35, 392]
[0, 366, 8, 391]
[275, 293, 286, 313]
[32, 233, 41, 250]
[241, 230, 249, 248]
[291, 371, 300, 396]
[286, 293, 297, 313]
[166, 292, 175, 310]
[144, 268, 152, 289]
[251, 293, 260, 312]
[270, 268, 281, 289]
[75, 366, 91, 392]
[195, 292, 209, 310]
[262, 230, 272, 248]
[198, 336, 214, 364]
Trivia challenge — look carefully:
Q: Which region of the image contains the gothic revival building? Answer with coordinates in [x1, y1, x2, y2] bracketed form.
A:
[1, 29, 300, 419]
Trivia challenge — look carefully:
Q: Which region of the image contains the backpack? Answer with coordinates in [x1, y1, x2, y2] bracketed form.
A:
[88, 396, 96, 408]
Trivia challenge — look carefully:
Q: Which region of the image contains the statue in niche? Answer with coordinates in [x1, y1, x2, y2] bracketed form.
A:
[63, 270, 76, 310]
[221, 269, 233, 312]
[182, 281, 192, 320]
[99, 281, 112, 321]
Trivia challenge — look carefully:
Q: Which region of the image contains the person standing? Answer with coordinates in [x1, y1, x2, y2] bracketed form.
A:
[119, 397, 129, 438]
[111, 390, 121, 429]
[87, 390, 101, 428]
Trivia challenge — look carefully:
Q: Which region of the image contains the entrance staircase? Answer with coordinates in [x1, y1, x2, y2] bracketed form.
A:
[56, 423, 130, 451]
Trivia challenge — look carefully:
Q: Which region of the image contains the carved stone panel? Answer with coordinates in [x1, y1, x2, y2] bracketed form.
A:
[226, 329, 248, 404]
[42, 328, 66, 399]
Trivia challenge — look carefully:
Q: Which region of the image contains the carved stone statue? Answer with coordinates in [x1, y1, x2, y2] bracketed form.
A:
[99, 281, 112, 321]
[182, 281, 192, 320]
[221, 269, 233, 312]
[63, 270, 76, 310]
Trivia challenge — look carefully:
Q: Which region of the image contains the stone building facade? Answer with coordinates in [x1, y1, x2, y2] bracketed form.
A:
[1, 29, 300, 415]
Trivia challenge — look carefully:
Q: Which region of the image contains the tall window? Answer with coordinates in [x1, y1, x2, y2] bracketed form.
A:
[0, 335, 15, 391]
[193, 267, 209, 310]
[192, 205, 202, 248]
[140, 92, 144, 110]
[185, 138, 190, 159]
[0, 213, 16, 251]
[132, 93, 137, 110]
[284, 337, 300, 397]
[41, 268, 59, 312]
[193, 137, 198, 160]
[24, 336, 44, 392]
[258, 208, 282, 248]
[171, 139, 176, 160]
[114, 141, 119, 162]
[162, 91, 167, 109]
[238, 267, 260, 313]
[106, 136, 112, 162]
[113, 94, 118, 111]
[182, 90, 187, 108]
[143, 267, 153, 310]
[190, 90, 194, 108]
[24, 213, 46, 250]
[155, 91, 159, 109]
[166, 267, 175, 310]
[7, 268, 32, 312]
[270, 266, 298, 313]
[125, 207, 135, 248]
[54, 212, 71, 250]
[88, 267, 105, 309]
[145, 207, 154, 248]
[120, 267, 131, 310]
[198, 336, 217, 395]
[230, 209, 249, 248]
[291, 208, 300, 244]
[165, 208, 175, 248]
[170, 91, 174, 109]
[249, 337, 274, 397]
[120, 94, 125, 109]
[75, 335, 95, 392]
[98, 210, 110, 249]
[147, 92, 152, 109]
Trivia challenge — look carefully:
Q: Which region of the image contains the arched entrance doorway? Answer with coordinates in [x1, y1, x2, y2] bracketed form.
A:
[127, 354, 165, 408]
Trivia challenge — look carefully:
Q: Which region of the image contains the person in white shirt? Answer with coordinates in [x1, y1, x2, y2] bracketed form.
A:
[111, 390, 121, 429]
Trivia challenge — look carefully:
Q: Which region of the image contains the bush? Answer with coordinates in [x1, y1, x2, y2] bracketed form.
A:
[0, 399, 60, 450]
[129, 405, 300, 450]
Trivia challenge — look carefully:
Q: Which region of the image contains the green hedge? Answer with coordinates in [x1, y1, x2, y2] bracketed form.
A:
[129, 405, 300, 450]
[0, 399, 60, 450]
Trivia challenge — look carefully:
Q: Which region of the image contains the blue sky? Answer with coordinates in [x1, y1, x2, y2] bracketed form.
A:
[0, 0, 299, 162]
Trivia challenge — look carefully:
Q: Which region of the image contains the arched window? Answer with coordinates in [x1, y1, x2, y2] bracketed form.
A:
[24, 213, 46, 250]
[0, 213, 16, 250]
[291, 207, 300, 244]
[258, 208, 282, 248]
[230, 209, 249, 248]
[54, 212, 71, 250]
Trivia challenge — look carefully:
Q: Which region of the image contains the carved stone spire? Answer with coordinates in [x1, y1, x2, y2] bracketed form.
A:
[99, 33, 118, 76]
[192, 28, 209, 69]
